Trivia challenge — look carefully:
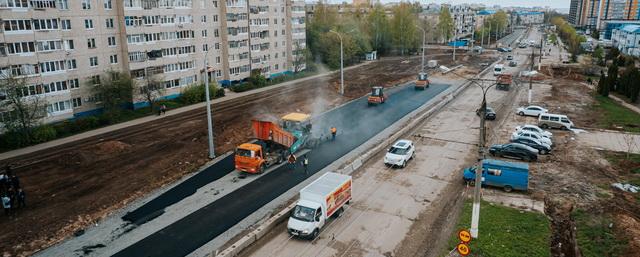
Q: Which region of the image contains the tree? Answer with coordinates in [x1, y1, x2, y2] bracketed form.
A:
[391, 3, 418, 55]
[591, 29, 600, 39]
[0, 74, 47, 143]
[437, 7, 454, 43]
[367, 4, 391, 54]
[493, 11, 509, 36]
[597, 71, 608, 96]
[139, 75, 165, 113]
[292, 40, 308, 73]
[604, 64, 619, 96]
[593, 46, 604, 66]
[92, 70, 134, 113]
[606, 47, 620, 61]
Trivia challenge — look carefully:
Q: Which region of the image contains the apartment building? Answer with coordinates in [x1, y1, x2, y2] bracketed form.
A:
[420, 3, 476, 41]
[569, 0, 640, 30]
[0, 0, 306, 123]
[612, 24, 640, 56]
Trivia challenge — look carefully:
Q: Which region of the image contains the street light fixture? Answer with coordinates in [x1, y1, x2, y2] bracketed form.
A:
[439, 66, 498, 239]
[329, 30, 345, 95]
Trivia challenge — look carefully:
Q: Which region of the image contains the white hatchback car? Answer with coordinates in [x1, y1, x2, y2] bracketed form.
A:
[516, 105, 548, 117]
[515, 125, 553, 139]
[384, 140, 415, 168]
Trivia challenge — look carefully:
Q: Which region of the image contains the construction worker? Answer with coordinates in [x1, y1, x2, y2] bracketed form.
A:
[330, 127, 337, 141]
[302, 155, 309, 173]
[288, 153, 297, 170]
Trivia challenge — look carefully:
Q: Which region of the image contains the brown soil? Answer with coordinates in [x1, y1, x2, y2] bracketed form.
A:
[0, 54, 492, 256]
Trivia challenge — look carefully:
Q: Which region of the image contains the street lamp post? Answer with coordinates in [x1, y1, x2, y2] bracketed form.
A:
[203, 50, 215, 159]
[416, 26, 426, 73]
[329, 30, 344, 95]
[440, 67, 497, 239]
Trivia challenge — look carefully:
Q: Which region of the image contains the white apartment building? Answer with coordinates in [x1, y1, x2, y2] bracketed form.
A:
[0, 0, 306, 123]
[612, 24, 640, 57]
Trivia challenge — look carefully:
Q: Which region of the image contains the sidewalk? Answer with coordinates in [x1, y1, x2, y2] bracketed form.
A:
[0, 62, 372, 161]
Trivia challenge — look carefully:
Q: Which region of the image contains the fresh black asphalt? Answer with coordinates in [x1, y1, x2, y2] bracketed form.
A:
[113, 83, 449, 257]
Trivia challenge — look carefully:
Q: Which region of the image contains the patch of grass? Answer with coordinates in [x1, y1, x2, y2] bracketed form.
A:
[573, 209, 628, 257]
[602, 151, 640, 174]
[446, 200, 550, 257]
[593, 95, 640, 133]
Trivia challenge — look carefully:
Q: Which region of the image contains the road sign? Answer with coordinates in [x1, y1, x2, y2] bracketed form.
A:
[457, 243, 470, 256]
[458, 230, 472, 243]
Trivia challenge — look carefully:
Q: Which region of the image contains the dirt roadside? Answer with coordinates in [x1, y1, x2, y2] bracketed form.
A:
[0, 53, 494, 256]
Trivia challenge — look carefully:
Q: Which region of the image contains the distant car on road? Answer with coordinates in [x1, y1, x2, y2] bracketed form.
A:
[515, 125, 553, 139]
[510, 137, 551, 154]
[384, 139, 415, 168]
[497, 48, 508, 52]
[506, 55, 514, 60]
[509, 61, 518, 67]
[516, 105, 548, 117]
[476, 107, 496, 120]
[505, 47, 513, 52]
[489, 143, 538, 162]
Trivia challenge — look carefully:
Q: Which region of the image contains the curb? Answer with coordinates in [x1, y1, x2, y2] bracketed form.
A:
[212, 60, 500, 257]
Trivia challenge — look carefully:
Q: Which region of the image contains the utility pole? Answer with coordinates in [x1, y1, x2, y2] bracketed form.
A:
[417, 26, 426, 73]
[539, 34, 544, 70]
[453, 27, 457, 61]
[203, 57, 215, 159]
[481, 21, 485, 47]
[529, 46, 534, 104]
[330, 30, 346, 95]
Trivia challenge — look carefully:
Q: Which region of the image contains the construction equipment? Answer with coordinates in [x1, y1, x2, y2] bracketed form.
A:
[415, 72, 430, 90]
[496, 74, 512, 91]
[367, 86, 386, 106]
[235, 112, 315, 174]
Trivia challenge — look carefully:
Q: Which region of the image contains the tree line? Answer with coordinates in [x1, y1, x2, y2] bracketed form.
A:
[597, 48, 640, 103]
[551, 17, 586, 62]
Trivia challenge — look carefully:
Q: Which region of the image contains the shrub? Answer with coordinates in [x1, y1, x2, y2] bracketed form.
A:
[31, 125, 57, 144]
[179, 84, 225, 104]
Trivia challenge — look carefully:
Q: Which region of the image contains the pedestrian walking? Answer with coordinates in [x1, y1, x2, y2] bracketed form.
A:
[302, 155, 309, 174]
[2, 195, 10, 216]
[17, 188, 25, 208]
[287, 153, 297, 170]
[9, 174, 19, 189]
[161, 104, 167, 115]
[330, 127, 337, 141]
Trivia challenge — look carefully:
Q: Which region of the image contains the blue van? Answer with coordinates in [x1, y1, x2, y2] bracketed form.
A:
[462, 159, 529, 192]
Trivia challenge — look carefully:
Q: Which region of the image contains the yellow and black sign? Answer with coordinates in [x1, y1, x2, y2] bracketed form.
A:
[456, 243, 470, 256]
[458, 230, 472, 244]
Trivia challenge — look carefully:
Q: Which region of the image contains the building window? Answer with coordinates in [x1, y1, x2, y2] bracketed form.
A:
[82, 0, 91, 9]
[202, 30, 207, 37]
[213, 15, 218, 22]
[214, 29, 219, 37]
[85, 19, 94, 29]
[4, 42, 36, 54]
[109, 54, 118, 64]
[61, 19, 71, 30]
[47, 100, 71, 114]
[214, 43, 219, 49]
[72, 97, 82, 107]
[57, 0, 69, 9]
[64, 39, 74, 50]
[105, 18, 114, 28]
[201, 15, 207, 23]
[87, 38, 96, 49]
[66, 59, 77, 69]
[33, 19, 59, 30]
[37, 40, 63, 52]
[103, 0, 111, 9]
[0, 0, 29, 8]
[107, 36, 116, 46]
[2, 20, 32, 31]
[69, 78, 80, 89]
[89, 56, 98, 67]
[90, 75, 101, 85]
[202, 44, 208, 52]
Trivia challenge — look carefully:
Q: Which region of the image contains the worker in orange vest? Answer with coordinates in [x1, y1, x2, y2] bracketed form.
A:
[330, 127, 337, 141]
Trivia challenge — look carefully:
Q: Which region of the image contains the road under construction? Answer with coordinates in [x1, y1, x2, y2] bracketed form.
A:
[109, 82, 450, 256]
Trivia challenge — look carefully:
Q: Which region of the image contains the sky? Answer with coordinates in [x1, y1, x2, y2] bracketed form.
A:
[334, 0, 571, 9]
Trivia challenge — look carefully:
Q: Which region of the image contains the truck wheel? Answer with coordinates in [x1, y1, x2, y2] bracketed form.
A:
[519, 111, 525, 116]
[310, 229, 319, 240]
[540, 149, 548, 155]
[503, 185, 513, 192]
[258, 164, 266, 174]
[469, 180, 475, 186]
[401, 161, 406, 168]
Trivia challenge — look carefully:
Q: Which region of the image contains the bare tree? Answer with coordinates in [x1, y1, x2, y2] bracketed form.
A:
[0, 73, 46, 140]
[292, 40, 308, 73]
[140, 74, 165, 113]
[92, 70, 134, 112]
[623, 133, 639, 160]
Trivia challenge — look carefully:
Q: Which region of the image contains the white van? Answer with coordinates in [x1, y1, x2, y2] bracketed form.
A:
[493, 64, 505, 76]
[538, 113, 574, 130]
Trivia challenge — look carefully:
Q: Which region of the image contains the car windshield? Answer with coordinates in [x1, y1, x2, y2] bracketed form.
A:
[236, 149, 253, 157]
[389, 147, 409, 155]
[486, 107, 495, 113]
[291, 205, 315, 222]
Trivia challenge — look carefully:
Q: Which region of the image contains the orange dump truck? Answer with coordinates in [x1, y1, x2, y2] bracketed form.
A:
[496, 74, 513, 91]
[235, 113, 313, 174]
[235, 120, 295, 174]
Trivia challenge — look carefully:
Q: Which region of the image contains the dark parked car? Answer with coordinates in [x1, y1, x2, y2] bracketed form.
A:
[489, 143, 538, 162]
[510, 137, 551, 155]
[497, 48, 508, 52]
[476, 107, 496, 120]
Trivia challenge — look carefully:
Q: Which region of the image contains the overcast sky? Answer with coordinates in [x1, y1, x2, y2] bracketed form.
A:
[347, 0, 571, 9]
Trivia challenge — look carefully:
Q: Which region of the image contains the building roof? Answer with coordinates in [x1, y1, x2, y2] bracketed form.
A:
[477, 10, 496, 15]
[621, 24, 640, 33]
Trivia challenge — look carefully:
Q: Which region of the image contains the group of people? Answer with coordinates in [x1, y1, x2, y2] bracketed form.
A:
[1, 166, 26, 216]
[286, 127, 339, 173]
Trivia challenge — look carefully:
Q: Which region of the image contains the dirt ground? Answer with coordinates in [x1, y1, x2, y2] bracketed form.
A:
[491, 64, 640, 257]
[0, 53, 493, 256]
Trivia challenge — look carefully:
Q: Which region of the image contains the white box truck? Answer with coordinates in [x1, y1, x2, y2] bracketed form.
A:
[287, 172, 352, 239]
